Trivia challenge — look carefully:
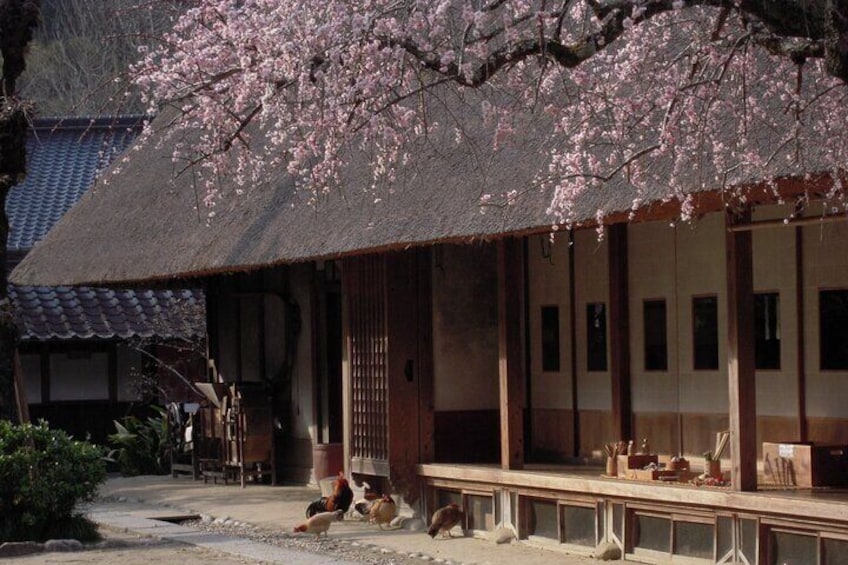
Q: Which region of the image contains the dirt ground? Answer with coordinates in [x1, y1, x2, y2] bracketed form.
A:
[8, 525, 268, 565]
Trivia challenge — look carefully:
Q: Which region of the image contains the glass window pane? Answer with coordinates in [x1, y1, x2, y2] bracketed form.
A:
[673, 521, 713, 559]
[693, 296, 719, 370]
[820, 290, 848, 370]
[755, 293, 781, 370]
[823, 537, 848, 565]
[437, 489, 462, 508]
[466, 495, 494, 531]
[527, 499, 558, 540]
[562, 505, 596, 547]
[717, 516, 733, 561]
[740, 519, 758, 564]
[771, 530, 817, 565]
[612, 503, 624, 540]
[587, 303, 607, 371]
[635, 514, 670, 553]
[541, 306, 561, 372]
[644, 300, 668, 371]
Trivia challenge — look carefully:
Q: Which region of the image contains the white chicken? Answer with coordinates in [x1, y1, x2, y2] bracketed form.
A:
[293, 509, 344, 539]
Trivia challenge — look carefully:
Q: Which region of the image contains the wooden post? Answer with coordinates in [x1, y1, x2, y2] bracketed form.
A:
[608, 224, 632, 441]
[568, 230, 580, 457]
[726, 211, 757, 492]
[795, 226, 807, 441]
[498, 238, 525, 470]
[13, 350, 29, 424]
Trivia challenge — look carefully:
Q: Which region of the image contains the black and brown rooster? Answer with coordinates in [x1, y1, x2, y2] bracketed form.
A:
[305, 471, 354, 518]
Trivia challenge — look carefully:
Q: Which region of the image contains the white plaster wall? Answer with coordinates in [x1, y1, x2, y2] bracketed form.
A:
[49, 352, 108, 401]
[802, 213, 848, 418]
[527, 234, 573, 410]
[574, 229, 611, 410]
[751, 204, 799, 417]
[628, 221, 679, 412]
[432, 244, 499, 411]
[289, 263, 316, 440]
[673, 214, 729, 413]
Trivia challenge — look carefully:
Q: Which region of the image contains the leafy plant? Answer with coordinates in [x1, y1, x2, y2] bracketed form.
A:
[106, 406, 171, 476]
[0, 420, 106, 543]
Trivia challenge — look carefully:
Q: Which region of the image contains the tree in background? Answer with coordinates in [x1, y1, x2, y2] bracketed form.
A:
[18, 0, 180, 115]
[0, 0, 40, 422]
[128, 0, 848, 224]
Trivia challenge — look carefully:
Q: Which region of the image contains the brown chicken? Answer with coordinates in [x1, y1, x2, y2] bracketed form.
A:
[368, 494, 397, 529]
[293, 509, 344, 539]
[427, 502, 464, 538]
[305, 471, 354, 518]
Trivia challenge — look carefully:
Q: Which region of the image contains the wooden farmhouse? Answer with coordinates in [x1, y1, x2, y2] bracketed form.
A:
[11, 95, 848, 563]
[8, 117, 206, 443]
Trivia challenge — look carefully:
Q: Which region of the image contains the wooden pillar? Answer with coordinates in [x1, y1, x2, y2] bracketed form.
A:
[608, 224, 632, 441]
[568, 230, 580, 457]
[795, 226, 807, 441]
[498, 237, 525, 470]
[726, 211, 757, 491]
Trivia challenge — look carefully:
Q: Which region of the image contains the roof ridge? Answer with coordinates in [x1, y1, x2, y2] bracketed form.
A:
[30, 115, 149, 131]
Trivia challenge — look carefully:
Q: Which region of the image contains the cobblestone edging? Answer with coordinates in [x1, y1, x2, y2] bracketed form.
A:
[185, 515, 470, 565]
[0, 538, 86, 558]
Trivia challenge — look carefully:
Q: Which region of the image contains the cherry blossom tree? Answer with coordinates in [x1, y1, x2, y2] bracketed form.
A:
[130, 0, 848, 225]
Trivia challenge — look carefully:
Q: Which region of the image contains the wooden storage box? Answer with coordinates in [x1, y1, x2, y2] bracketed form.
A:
[622, 468, 694, 482]
[617, 454, 659, 477]
[762, 442, 848, 487]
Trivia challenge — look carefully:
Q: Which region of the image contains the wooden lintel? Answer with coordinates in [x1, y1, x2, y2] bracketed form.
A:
[608, 224, 632, 441]
[725, 211, 757, 492]
[498, 238, 525, 470]
[727, 213, 848, 232]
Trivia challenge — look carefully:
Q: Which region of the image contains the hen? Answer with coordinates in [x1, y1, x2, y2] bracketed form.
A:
[427, 503, 464, 538]
[305, 471, 354, 518]
[293, 509, 344, 539]
[368, 494, 397, 529]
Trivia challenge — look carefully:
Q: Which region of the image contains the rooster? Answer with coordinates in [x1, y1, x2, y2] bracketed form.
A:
[293, 509, 344, 540]
[367, 494, 397, 529]
[427, 503, 464, 538]
[305, 471, 354, 518]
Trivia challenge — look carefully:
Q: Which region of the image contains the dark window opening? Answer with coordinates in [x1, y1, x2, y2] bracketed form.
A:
[644, 300, 668, 371]
[693, 296, 719, 370]
[586, 303, 607, 372]
[755, 293, 780, 370]
[820, 290, 848, 370]
[541, 306, 561, 372]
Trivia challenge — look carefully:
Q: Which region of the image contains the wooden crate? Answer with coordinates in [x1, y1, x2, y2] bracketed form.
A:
[762, 442, 848, 487]
[621, 468, 695, 482]
[617, 454, 658, 477]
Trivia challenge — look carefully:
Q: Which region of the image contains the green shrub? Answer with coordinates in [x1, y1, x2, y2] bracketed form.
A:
[107, 405, 170, 476]
[0, 420, 106, 543]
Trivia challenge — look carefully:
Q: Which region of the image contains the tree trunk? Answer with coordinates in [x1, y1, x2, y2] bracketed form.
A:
[0, 0, 41, 422]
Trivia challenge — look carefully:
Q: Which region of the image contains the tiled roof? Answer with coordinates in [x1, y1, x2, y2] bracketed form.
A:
[10, 286, 204, 341]
[6, 117, 205, 342]
[6, 117, 142, 252]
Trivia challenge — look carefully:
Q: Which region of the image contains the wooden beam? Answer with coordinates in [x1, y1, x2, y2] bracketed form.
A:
[727, 212, 848, 232]
[13, 350, 29, 424]
[795, 227, 807, 441]
[608, 224, 632, 441]
[725, 211, 757, 492]
[568, 230, 580, 458]
[498, 238, 525, 470]
[417, 249, 435, 464]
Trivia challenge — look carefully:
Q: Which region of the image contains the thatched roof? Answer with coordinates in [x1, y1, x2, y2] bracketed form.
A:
[8, 84, 832, 288]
